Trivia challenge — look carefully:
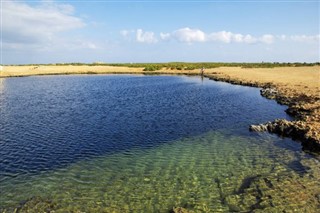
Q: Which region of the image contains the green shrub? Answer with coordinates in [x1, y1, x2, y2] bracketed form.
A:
[143, 65, 161, 71]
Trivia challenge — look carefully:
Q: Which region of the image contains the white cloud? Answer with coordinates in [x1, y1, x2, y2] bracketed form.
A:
[2, 1, 88, 49]
[136, 29, 158, 43]
[160, 33, 171, 41]
[209, 32, 257, 44]
[120, 30, 130, 37]
[242, 35, 257, 44]
[122, 27, 318, 47]
[259, 34, 274, 44]
[290, 35, 320, 42]
[277, 35, 287, 41]
[160, 28, 274, 44]
[276, 34, 320, 43]
[208, 31, 232, 43]
[208, 31, 273, 44]
[120, 30, 135, 38]
[171, 28, 206, 43]
[232, 33, 245, 43]
[120, 30, 136, 42]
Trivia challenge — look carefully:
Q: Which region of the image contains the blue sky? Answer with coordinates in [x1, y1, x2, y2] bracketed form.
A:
[2, 0, 319, 64]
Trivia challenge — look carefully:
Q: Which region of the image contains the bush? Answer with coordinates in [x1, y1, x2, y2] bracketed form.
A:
[185, 66, 196, 70]
[143, 65, 161, 71]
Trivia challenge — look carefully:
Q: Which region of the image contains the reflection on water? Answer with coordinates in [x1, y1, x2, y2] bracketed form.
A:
[0, 75, 319, 212]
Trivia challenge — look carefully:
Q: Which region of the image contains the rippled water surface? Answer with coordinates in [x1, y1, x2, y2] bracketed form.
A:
[0, 75, 319, 212]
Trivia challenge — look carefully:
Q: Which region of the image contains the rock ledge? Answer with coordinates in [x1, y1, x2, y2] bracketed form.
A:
[250, 119, 320, 152]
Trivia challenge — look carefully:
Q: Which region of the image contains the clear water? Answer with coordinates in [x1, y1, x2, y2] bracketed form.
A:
[0, 75, 319, 212]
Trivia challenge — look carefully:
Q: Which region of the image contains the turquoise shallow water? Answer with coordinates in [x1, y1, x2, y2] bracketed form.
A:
[1, 130, 320, 212]
[0, 75, 319, 212]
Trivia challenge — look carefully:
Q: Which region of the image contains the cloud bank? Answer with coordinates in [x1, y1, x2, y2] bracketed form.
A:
[165, 28, 275, 44]
[121, 27, 319, 45]
[171, 28, 206, 43]
[2, 1, 96, 50]
[3, 1, 84, 42]
[136, 29, 158, 43]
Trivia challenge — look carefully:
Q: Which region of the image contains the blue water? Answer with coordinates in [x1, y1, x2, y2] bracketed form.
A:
[0, 75, 289, 175]
[2, 75, 318, 212]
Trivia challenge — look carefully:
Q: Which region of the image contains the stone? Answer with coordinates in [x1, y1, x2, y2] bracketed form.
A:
[260, 88, 278, 99]
[249, 119, 320, 152]
[249, 124, 268, 132]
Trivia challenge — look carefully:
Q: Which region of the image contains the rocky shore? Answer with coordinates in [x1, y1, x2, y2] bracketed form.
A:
[205, 71, 320, 152]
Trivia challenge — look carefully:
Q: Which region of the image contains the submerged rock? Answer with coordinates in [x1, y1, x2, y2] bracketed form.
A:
[225, 172, 320, 212]
[11, 196, 58, 212]
[249, 119, 320, 152]
[171, 207, 193, 213]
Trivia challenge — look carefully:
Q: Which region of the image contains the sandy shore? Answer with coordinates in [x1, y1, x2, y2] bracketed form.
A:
[1, 65, 319, 151]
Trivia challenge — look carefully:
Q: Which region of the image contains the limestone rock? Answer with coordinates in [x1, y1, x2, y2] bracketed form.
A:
[249, 124, 268, 132]
[260, 88, 278, 99]
[249, 119, 320, 152]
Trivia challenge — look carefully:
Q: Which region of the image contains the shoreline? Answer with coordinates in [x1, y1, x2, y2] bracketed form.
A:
[1, 65, 319, 152]
[205, 72, 320, 152]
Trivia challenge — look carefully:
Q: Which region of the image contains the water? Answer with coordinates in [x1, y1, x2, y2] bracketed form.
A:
[0, 75, 319, 212]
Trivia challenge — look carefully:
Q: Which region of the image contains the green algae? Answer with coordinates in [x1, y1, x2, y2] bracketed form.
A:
[1, 130, 319, 212]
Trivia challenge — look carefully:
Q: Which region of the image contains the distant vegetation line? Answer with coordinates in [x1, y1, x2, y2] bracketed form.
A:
[3, 62, 320, 71]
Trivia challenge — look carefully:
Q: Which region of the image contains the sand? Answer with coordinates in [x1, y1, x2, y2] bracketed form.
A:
[1, 65, 319, 150]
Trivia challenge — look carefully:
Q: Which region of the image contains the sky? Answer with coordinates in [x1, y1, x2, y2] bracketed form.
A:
[1, 0, 319, 64]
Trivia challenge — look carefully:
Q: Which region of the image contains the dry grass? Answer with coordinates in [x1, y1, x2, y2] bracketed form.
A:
[0, 65, 144, 76]
[205, 66, 320, 97]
